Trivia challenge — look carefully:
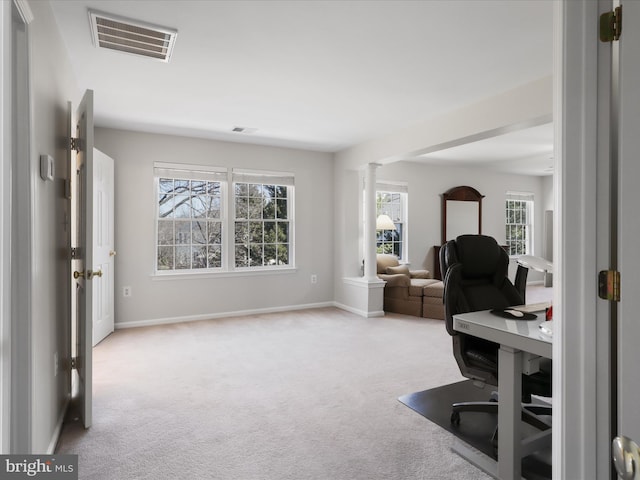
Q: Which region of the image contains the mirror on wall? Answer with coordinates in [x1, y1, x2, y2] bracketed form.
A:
[441, 185, 484, 244]
[434, 185, 484, 279]
[445, 200, 480, 241]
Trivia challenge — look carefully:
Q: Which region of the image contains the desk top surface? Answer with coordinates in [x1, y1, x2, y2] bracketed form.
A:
[453, 309, 552, 358]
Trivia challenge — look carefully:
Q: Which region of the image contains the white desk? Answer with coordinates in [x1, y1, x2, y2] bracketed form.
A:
[453, 310, 552, 480]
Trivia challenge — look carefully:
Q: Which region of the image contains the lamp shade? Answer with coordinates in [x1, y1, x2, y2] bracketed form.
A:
[376, 214, 396, 230]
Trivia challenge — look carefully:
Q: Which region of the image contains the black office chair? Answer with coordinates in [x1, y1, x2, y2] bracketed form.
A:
[440, 234, 552, 434]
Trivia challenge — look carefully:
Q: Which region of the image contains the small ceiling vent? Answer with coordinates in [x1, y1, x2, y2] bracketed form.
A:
[232, 127, 258, 134]
[89, 10, 177, 62]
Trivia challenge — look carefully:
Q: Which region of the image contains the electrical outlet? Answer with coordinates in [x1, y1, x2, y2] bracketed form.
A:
[311, 274, 317, 284]
[123, 286, 132, 297]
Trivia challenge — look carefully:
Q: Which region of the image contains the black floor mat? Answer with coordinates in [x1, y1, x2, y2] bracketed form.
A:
[399, 380, 551, 480]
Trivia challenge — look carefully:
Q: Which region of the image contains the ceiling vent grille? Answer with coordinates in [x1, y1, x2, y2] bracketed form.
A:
[89, 10, 177, 62]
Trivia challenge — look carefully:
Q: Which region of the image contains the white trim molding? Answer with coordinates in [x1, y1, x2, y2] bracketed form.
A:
[114, 302, 336, 329]
[0, 0, 11, 455]
[8, 0, 35, 453]
[13, 0, 33, 24]
[554, 0, 607, 478]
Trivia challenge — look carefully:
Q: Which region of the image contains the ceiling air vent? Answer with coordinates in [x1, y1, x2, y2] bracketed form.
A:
[89, 10, 177, 62]
[232, 127, 258, 134]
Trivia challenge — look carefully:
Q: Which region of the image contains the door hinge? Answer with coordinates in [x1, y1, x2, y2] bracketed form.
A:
[70, 357, 77, 369]
[598, 270, 621, 302]
[600, 5, 622, 42]
[69, 137, 81, 153]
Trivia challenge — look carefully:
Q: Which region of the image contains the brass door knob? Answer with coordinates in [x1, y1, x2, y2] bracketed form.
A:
[109, 250, 116, 256]
[89, 269, 103, 279]
[73, 270, 85, 279]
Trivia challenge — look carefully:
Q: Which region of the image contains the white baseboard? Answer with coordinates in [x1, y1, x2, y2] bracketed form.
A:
[115, 301, 336, 329]
[333, 302, 385, 318]
[46, 397, 69, 454]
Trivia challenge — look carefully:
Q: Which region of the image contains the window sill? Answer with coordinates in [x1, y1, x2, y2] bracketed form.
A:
[151, 267, 298, 280]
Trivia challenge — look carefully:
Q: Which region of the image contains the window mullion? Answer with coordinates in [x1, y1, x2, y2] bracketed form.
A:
[225, 171, 233, 270]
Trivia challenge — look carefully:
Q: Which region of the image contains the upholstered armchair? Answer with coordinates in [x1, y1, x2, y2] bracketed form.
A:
[377, 254, 443, 318]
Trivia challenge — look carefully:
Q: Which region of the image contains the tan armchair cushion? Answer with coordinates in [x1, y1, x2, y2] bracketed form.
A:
[378, 273, 410, 287]
[410, 269, 430, 279]
[386, 265, 410, 275]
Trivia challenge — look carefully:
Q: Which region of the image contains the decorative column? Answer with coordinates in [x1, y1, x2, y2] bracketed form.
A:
[364, 163, 380, 281]
[340, 162, 385, 318]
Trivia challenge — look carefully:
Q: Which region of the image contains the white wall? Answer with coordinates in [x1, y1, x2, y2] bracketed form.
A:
[94, 128, 334, 327]
[541, 175, 554, 213]
[29, 0, 79, 453]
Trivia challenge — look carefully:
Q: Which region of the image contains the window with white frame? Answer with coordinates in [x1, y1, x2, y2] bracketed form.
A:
[233, 170, 294, 268]
[154, 165, 295, 273]
[376, 183, 408, 260]
[155, 164, 227, 272]
[505, 192, 534, 256]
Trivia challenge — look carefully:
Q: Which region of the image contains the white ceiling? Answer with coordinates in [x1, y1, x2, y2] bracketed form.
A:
[50, 0, 554, 173]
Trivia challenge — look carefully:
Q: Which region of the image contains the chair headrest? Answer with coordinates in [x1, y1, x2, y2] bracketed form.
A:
[455, 235, 505, 278]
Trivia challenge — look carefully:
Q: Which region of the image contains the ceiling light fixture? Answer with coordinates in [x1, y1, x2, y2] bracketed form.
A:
[89, 9, 177, 62]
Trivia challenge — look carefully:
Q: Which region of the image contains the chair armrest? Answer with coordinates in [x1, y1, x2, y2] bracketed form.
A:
[379, 274, 410, 287]
[514, 264, 528, 302]
[409, 269, 430, 279]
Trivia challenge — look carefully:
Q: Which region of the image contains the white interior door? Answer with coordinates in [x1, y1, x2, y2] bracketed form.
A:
[617, 0, 640, 454]
[73, 90, 94, 429]
[92, 149, 114, 346]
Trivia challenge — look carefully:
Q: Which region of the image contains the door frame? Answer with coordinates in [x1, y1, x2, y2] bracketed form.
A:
[0, 0, 34, 454]
[555, 0, 614, 478]
[0, 0, 11, 455]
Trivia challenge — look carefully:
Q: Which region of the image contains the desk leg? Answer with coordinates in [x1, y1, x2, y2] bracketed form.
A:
[498, 346, 522, 480]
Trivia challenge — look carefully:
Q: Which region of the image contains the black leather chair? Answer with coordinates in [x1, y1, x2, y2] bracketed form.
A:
[440, 234, 551, 433]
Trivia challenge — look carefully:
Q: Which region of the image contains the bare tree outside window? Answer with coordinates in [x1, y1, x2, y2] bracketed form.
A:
[234, 183, 290, 267]
[157, 178, 223, 270]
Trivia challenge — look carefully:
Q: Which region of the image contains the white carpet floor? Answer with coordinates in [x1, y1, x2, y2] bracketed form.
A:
[57, 285, 552, 479]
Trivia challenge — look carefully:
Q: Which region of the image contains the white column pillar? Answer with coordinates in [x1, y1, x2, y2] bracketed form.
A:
[363, 163, 379, 281]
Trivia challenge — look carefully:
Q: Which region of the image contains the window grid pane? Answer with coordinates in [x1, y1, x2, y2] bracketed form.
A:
[234, 182, 290, 267]
[376, 190, 405, 260]
[157, 177, 223, 271]
[505, 199, 531, 256]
